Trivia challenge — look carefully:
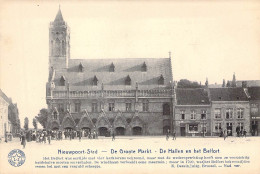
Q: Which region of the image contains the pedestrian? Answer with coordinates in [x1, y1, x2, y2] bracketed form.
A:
[5, 131, 8, 143]
[21, 133, 26, 149]
[79, 130, 82, 142]
[243, 129, 247, 138]
[48, 131, 51, 144]
[112, 130, 115, 141]
[172, 129, 176, 140]
[166, 129, 170, 141]
[223, 129, 227, 140]
[69, 131, 72, 141]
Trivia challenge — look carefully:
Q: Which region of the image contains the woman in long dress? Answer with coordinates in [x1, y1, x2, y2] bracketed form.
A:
[21, 133, 26, 149]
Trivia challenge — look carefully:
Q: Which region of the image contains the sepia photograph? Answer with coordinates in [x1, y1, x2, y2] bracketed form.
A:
[0, 0, 260, 174]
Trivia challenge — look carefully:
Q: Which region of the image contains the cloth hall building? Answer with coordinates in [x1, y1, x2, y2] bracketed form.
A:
[46, 9, 252, 136]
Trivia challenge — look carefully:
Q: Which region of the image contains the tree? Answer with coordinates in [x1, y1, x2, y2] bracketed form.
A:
[222, 79, 226, 87]
[226, 81, 231, 87]
[205, 78, 209, 87]
[17, 119, 21, 130]
[33, 118, 38, 130]
[35, 108, 49, 129]
[231, 73, 236, 87]
[177, 79, 201, 88]
[24, 117, 29, 131]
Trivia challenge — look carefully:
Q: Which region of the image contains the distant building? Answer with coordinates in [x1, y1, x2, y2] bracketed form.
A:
[209, 88, 250, 136]
[236, 80, 260, 87]
[0, 89, 11, 139]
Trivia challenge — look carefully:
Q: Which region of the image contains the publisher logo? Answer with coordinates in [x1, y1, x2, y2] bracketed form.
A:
[8, 149, 26, 167]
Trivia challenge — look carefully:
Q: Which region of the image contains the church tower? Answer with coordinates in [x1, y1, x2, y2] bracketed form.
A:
[49, 7, 70, 70]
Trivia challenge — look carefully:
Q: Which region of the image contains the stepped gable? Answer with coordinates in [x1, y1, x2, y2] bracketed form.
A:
[176, 88, 210, 105]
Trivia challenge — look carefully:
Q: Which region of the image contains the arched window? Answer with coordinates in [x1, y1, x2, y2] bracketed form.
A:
[55, 38, 61, 56]
[62, 40, 65, 55]
[163, 103, 170, 115]
[50, 40, 53, 56]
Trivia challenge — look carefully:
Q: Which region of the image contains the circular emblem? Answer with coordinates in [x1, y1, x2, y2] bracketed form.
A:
[8, 149, 26, 167]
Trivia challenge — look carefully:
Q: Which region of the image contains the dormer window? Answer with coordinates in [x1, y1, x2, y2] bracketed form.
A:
[93, 75, 98, 86]
[141, 62, 147, 72]
[125, 75, 131, 86]
[60, 76, 65, 86]
[79, 62, 84, 72]
[109, 63, 115, 72]
[158, 74, 164, 85]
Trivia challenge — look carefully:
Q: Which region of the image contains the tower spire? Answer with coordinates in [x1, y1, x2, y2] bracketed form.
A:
[54, 6, 64, 22]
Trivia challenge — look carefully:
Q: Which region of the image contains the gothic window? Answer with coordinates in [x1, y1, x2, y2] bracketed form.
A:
[58, 103, 64, 113]
[109, 103, 115, 111]
[93, 75, 98, 86]
[92, 103, 98, 112]
[60, 76, 65, 86]
[79, 63, 84, 72]
[142, 100, 149, 112]
[158, 74, 164, 85]
[62, 40, 65, 55]
[163, 103, 170, 115]
[109, 63, 115, 72]
[141, 62, 147, 72]
[51, 40, 53, 56]
[75, 103, 81, 113]
[126, 103, 132, 111]
[55, 38, 61, 56]
[125, 75, 131, 86]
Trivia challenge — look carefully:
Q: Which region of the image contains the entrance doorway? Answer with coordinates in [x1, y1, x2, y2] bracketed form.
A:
[82, 127, 91, 137]
[226, 123, 233, 136]
[180, 127, 185, 136]
[98, 127, 108, 136]
[163, 126, 170, 135]
[115, 127, 125, 135]
[132, 126, 142, 135]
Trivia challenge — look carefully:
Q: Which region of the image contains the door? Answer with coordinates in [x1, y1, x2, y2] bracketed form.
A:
[180, 127, 185, 136]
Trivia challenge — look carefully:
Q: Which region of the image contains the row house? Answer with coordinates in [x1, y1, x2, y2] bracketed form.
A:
[209, 88, 250, 136]
[174, 88, 211, 137]
[247, 87, 260, 136]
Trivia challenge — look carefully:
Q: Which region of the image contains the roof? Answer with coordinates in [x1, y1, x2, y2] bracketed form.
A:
[54, 8, 64, 22]
[247, 87, 260, 100]
[236, 80, 260, 87]
[52, 58, 173, 90]
[0, 89, 11, 104]
[209, 88, 248, 101]
[176, 88, 210, 105]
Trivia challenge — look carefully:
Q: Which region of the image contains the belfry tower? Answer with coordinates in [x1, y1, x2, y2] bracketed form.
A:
[49, 7, 70, 70]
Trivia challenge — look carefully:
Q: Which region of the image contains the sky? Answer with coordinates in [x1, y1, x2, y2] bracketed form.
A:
[0, 0, 260, 128]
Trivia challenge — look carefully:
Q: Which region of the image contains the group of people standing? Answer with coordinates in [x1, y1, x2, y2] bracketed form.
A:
[166, 129, 176, 141]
